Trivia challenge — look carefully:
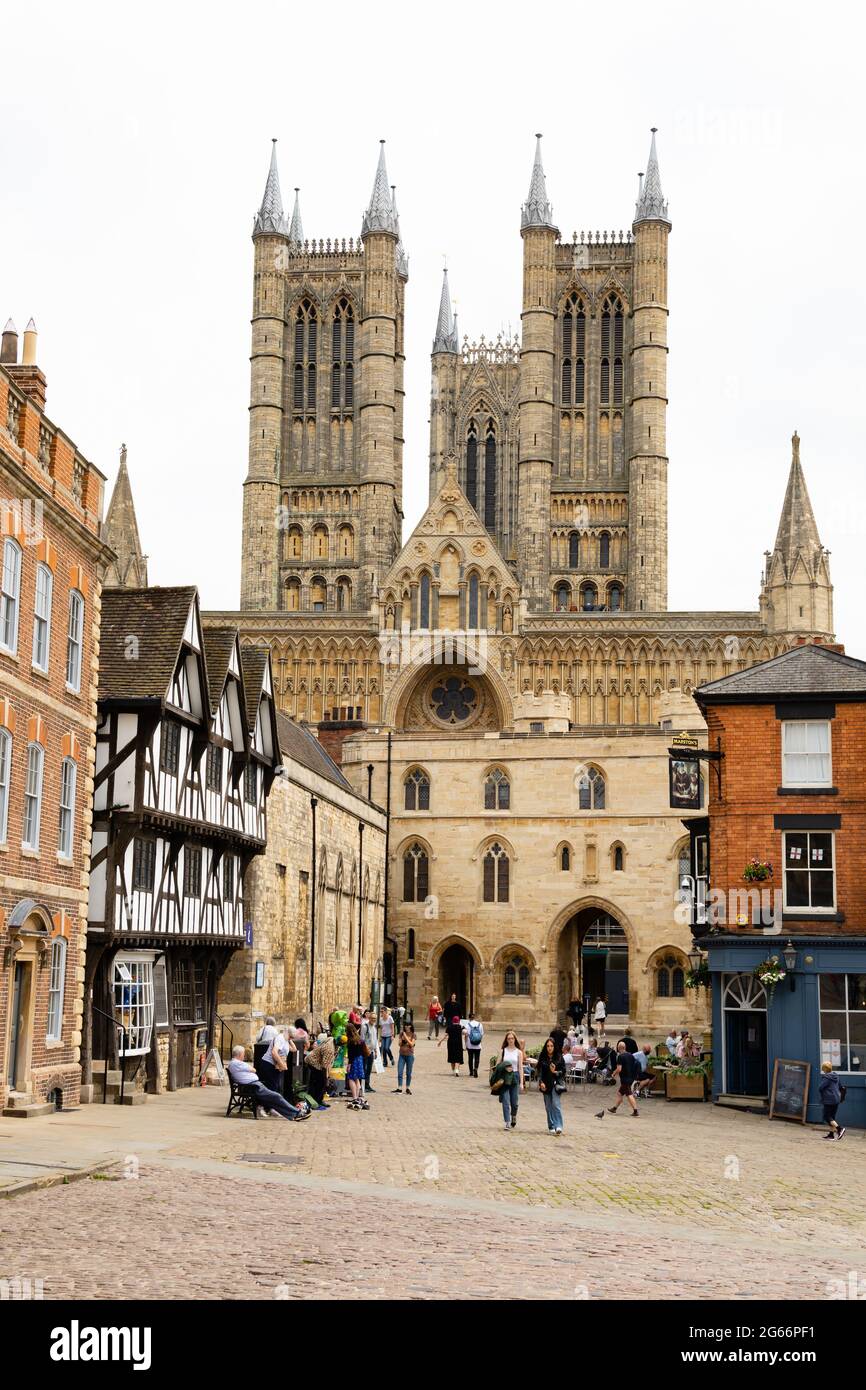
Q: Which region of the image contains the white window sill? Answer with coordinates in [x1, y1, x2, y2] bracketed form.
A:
[65, 683, 81, 696]
[31, 663, 50, 678]
[45, 1037, 65, 1049]
[56, 853, 74, 865]
[21, 845, 41, 858]
[0, 647, 19, 662]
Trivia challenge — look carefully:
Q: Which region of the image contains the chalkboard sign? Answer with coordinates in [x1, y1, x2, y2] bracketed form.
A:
[769, 1057, 811, 1123]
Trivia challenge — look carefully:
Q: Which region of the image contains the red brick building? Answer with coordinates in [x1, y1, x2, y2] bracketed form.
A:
[0, 320, 112, 1114]
[689, 643, 866, 1124]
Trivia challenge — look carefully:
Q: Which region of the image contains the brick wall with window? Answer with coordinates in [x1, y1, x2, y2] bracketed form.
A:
[702, 693, 866, 935]
[0, 359, 111, 1111]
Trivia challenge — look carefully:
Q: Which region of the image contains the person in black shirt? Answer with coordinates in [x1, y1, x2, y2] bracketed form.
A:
[607, 1041, 640, 1115]
[617, 1031, 639, 1054]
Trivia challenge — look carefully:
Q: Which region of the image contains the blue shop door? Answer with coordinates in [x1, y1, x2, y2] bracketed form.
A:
[725, 1011, 768, 1095]
[604, 969, 629, 1016]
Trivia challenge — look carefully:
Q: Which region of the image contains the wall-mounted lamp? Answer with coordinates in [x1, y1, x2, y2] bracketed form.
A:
[782, 939, 797, 992]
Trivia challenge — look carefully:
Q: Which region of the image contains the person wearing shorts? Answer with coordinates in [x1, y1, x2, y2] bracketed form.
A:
[607, 1041, 639, 1116]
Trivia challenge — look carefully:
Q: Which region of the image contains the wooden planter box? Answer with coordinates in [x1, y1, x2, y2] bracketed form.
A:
[665, 1071, 706, 1102]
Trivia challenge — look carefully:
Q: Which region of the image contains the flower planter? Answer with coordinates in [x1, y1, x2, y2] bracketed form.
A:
[665, 1071, 706, 1102]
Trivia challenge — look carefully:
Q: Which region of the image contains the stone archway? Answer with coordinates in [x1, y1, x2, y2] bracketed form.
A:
[429, 934, 483, 1017]
[548, 897, 637, 1023]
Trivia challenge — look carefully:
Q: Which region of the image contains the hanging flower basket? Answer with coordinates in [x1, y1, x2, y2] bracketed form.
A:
[685, 961, 710, 990]
[753, 954, 786, 1000]
[743, 858, 774, 883]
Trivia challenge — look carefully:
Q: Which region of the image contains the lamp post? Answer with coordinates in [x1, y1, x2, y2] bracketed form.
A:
[688, 946, 704, 975]
[782, 939, 797, 993]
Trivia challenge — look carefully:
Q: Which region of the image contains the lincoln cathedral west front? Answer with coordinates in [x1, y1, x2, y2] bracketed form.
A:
[198, 130, 836, 1031]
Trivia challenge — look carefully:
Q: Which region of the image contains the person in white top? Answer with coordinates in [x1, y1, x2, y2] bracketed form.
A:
[498, 1030, 525, 1131]
[593, 997, 607, 1033]
[259, 1028, 296, 1093]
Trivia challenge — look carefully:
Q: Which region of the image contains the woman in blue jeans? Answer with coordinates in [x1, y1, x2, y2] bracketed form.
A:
[499, 1031, 525, 1130]
[394, 1022, 416, 1094]
[537, 1036, 565, 1134]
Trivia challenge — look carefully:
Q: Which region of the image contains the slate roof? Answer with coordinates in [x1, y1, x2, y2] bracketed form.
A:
[202, 627, 238, 715]
[696, 644, 866, 702]
[99, 586, 197, 702]
[275, 711, 352, 792]
[239, 646, 269, 730]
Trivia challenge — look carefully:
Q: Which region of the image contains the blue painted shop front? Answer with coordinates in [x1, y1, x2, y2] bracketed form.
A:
[700, 935, 866, 1129]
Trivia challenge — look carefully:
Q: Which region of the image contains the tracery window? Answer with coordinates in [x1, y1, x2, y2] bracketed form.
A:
[404, 767, 430, 812]
[331, 299, 355, 412]
[577, 766, 605, 810]
[294, 300, 318, 412]
[466, 422, 478, 511]
[403, 843, 429, 902]
[484, 768, 510, 811]
[483, 843, 510, 903]
[484, 421, 496, 531]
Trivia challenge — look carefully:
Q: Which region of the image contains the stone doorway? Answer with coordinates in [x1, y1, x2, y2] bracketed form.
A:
[556, 908, 629, 1019]
[438, 943, 474, 1017]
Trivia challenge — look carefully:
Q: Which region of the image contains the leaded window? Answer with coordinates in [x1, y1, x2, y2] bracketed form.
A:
[404, 768, 430, 812]
[466, 422, 478, 511]
[184, 845, 202, 897]
[113, 956, 154, 1056]
[578, 766, 605, 810]
[132, 837, 155, 892]
[160, 720, 180, 775]
[484, 768, 510, 811]
[483, 843, 509, 902]
[403, 843, 429, 902]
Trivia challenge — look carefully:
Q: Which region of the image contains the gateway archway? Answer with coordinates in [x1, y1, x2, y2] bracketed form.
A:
[556, 907, 629, 1018]
[437, 942, 475, 1017]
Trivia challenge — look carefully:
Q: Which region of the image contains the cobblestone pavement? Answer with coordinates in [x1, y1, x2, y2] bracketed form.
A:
[0, 1040, 863, 1299]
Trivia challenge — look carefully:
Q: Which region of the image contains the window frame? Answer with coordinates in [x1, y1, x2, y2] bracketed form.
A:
[0, 726, 10, 844]
[22, 740, 44, 850]
[483, 842, 510, 904]
[46, 936, 67, 1041]
[818, 973, 866, 1075]
[57, 756, 77, 859]
[132, 836, 156, 892]
[32, 561, 53, 672]
[1, 537, 22, 655]
[183, 844, 202, 898]
[782, 829, 836, 913]
[113, 954, 155, 1056]
[206, 742, 222, 793]
[65, 589, 84, 692]
[781, 719, 832, 788]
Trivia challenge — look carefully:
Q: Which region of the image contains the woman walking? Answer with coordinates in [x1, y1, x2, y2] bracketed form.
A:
[345, 1023, 370, 1111]
[537, 1036, 566, 1135]
[393, 1021, 417, 1094]
[464, 1013, 484, 1076]
[427, 995, 442, 1040]
[498, 1030, 525, 1130]
[593, 996, 607, 1034]
[438, 1011, 464, 1074]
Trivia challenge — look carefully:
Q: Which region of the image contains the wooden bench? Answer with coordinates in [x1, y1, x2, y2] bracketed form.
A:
[225, 1079, 261, 1120]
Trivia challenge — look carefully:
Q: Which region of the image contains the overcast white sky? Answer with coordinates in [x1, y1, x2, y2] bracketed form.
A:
[2, 1, 864, 648]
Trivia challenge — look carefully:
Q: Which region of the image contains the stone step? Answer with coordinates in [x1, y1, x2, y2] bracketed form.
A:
[2, 1101, 55, 1119]
[114, 1092, 147, 1106]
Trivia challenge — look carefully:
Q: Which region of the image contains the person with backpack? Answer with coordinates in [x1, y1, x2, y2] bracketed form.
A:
[819, 1062, 846, 1140]
[464, 1013, 484, 1076]
[602, 1040, 639, 1117]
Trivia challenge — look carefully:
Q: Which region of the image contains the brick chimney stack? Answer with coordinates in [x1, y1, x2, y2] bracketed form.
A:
[5, 318, 47, 410]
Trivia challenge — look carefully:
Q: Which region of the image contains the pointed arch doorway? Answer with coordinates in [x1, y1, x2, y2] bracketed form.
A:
[438, 943, 474, 1017]
[556, 908, 629, 1017]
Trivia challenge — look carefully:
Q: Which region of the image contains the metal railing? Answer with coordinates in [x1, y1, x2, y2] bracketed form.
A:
[215, 1013, 233, 1062]
[90, 1005, 129, 1105]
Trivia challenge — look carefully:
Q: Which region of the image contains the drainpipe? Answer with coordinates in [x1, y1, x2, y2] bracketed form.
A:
[357, 820, 364, 1004]
[309, 796, 317, 1013]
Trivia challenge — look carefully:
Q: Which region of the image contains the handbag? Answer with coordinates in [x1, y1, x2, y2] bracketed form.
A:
[554, 1078, 567, 1094]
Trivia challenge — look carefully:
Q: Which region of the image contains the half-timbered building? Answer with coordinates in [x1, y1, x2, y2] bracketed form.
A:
[86, 587, 280, 1092]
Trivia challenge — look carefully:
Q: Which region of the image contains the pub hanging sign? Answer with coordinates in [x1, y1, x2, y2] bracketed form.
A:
[669, 733, 701, 810]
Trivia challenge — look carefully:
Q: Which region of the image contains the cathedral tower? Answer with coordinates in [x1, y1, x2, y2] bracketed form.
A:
[241, 140, 289, 609]
[517, 136, 558, 608]
[629, 129, 670, 611]
[761, 432, 833, 638]
[240, 140, 406, 614]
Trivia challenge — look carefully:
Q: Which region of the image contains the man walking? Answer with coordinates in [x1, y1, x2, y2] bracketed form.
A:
[607, 1041, 640, 1117]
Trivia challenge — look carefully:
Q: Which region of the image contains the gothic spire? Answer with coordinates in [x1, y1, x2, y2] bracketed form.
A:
[361, 140, 398, 238]
[521, 133, 556, 231]
[432, 267, 458, 354]
[103, 444, 149, 589]
[288, 187, 304, 244]
[634, 127, 670, 225]
[391, 185, 409, 279]
[253, 139, 288, 236]
[772, 431, 825, 563]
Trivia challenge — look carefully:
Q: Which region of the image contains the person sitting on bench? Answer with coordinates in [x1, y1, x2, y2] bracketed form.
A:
[227, 1046, 307, 1121]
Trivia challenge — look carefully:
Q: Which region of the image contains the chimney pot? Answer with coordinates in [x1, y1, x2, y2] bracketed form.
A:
[1, 318, 18, 365]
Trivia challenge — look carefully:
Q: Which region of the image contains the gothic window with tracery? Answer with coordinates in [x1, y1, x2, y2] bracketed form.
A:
[403, 843, 429, 902]
[331, 299, 355, 413]
[294, 301, 318, 412]
[404, 768, 430, 812]
[578, 766, 606, 810]
[484, 421, 497, 531]
[466, 421, 478, 511]
[484, 767, 510, 811]
[483, 843, 510, 903]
